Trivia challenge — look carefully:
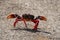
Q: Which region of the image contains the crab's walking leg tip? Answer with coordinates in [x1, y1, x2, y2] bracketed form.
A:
[33, 27, 37, 30]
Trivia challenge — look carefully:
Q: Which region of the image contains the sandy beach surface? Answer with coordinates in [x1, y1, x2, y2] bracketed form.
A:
[0, 0, 60, 40]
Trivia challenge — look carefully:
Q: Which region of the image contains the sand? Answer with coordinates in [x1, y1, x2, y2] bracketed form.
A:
[0, 0, 60, 40]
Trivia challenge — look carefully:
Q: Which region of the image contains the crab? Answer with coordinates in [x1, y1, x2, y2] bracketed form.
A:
[7, 13, 47, 30]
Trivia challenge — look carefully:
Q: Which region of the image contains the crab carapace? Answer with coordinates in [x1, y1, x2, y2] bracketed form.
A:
[7, 13, 47, 30]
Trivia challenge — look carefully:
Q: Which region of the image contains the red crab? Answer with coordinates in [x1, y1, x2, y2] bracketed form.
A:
[7, 13, 47, 30]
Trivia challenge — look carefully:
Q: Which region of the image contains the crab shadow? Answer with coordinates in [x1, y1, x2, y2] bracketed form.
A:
[11, 28, 51, 34]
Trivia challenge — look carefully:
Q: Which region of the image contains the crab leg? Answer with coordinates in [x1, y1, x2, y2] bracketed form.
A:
[23, 19, 27, 28]
[14, 18, 18, 27]
[14, 18, 27, 28]
[32, 20, 39, 30]
[14, 18, 21, 27]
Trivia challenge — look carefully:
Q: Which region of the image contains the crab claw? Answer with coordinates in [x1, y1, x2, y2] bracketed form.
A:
[37, 16, 47, 21]
[7, 13, 18, 19]
[7, 14, 15, 19]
